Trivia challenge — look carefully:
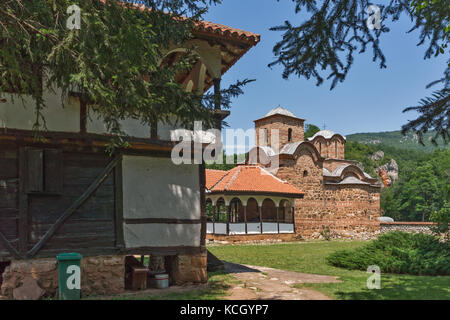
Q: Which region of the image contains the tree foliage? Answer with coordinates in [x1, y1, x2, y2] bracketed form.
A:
[271, 0, 449, 144]
[345, 140, 448, 221]
[327, 231, 450, 275]
[381, 149, 449, 221]
[430, 201, 449, 236]
[0, 0, 250, 145]
[304, 123, 321, 138]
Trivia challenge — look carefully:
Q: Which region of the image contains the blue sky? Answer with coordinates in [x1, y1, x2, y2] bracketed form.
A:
[203, 0, 447, 153]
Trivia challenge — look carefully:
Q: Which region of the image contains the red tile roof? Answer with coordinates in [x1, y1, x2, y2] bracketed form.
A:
[206, 169, 229, 190]
[206, 166, 303, 197]
[194, 20, 260, 45]
[107, 1, 260, 45]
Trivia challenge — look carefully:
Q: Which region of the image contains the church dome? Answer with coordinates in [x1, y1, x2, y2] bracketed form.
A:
[308, 129, 346, 141]
[265, 106, 296, 118]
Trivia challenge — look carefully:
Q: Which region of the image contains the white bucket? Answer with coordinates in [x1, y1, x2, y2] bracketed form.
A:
[154, 273, 169, 289]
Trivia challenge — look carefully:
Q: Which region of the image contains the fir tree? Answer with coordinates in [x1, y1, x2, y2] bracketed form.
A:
[270, 0, 449, 144]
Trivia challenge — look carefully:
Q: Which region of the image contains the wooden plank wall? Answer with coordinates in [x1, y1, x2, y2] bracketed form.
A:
[0, 143, 117, 260]
[28, 152, 117, 258]
[0, 142, 19, 260]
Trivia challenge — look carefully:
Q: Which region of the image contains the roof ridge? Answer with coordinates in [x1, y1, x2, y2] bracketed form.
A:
[259, 167, 288, 184]
[223, 166, 242, 191]
[209, 169, 231, 191]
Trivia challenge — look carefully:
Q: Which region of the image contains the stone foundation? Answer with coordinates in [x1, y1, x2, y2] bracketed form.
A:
[207, 233, 299, 243]
[0, 255, 126, 299]
[380, 222, 436, 235]
[166, 252, 207, 285]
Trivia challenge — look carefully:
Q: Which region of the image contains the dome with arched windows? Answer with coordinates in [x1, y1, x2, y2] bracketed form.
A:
[308, 129, 346, 141]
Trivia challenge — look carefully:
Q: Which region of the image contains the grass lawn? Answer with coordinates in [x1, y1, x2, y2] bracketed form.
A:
[208, 241, 450, 300]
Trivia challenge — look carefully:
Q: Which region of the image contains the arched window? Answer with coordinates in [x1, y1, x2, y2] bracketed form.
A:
[288, 128, 293, 142]
[303, 170, 308, 177]
[264, 128, 269, 144]
[335, 141, 338, 158]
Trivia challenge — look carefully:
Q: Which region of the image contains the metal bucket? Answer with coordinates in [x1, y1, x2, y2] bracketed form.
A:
[154, 273, 169, 289]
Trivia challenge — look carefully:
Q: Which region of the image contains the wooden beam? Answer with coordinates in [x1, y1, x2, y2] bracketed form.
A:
[80, 99, 87, 134]
[123, 218, 202, 224]
[122, 246, 204, 256]
[18, 148, 28, 255]
[114, 154, 125, 249]
[0, 231, 22, 259]
[26, 154, 121, 258]
[199, 162, 206, 247]
[213, 78, 221, 111]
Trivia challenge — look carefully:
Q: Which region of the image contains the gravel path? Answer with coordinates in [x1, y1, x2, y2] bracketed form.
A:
[223, 262, 341, 300]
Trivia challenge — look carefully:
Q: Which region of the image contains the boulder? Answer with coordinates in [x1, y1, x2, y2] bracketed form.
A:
[12, 277, 44, 300]
[371, 151, 384, 161]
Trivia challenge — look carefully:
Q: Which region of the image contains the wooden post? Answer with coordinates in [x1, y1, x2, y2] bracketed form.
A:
[292, 205, 296, 233]
[114, 154, 125, 250]
[277, 206, 280, 234]
[226, 205, 230, 235]
[80, 99, 87, 134]
[199, 162, 207, 249]
[18, 147, 29, 255]
[213, 78, 222, 129]
[244, 205, 247, 234]
[212, 205, 216, 235]
[259, 205, 263, 234]
[213, 78, 221, 110]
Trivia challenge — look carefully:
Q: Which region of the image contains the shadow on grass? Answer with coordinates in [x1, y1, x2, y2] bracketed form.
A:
[335, 274, 450, 300]
[223, 261, 261, 274]
[102, 271, 235, 300]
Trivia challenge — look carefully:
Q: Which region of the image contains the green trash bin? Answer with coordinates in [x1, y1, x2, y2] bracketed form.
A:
[57, 253, 83, 300]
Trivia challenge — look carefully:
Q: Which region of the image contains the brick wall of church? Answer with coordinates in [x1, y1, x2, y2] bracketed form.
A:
[323, 159, 356, 172]
[312, 137, 345, 159]
[255, 115, 304, 150]
[276, 150, 380, 240]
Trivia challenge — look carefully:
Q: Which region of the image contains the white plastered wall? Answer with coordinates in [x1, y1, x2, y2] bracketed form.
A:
[0, 89, 80, 132]
[121, 155, 201, 248]
[87, 108, 150, 139]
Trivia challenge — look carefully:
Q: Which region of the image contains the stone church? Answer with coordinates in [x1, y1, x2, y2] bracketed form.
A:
[206, 107, 381, 241]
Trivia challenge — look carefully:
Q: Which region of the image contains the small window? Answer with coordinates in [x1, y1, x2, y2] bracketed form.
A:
[25, 148, 63, 194]
[303, 170, 308, 177]
[264, 128, 268, 144]
[288, 128, 293, 142]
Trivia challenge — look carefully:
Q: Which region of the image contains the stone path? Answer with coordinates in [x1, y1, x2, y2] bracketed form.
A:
[223, 262, 341, 300]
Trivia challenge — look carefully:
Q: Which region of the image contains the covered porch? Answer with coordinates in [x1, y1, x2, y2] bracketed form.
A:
[205, 195, 296, 235]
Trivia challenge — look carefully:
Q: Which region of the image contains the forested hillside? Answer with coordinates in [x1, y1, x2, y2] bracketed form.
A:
[347, 130, 449, 152]
[345, 142, 449, 222]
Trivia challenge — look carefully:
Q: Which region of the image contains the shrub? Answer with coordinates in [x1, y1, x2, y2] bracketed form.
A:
[327, 231, 450, 275]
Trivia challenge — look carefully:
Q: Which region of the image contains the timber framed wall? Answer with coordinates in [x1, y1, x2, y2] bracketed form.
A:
[121, 155, 205, 255]
[0, 137, 206, 262]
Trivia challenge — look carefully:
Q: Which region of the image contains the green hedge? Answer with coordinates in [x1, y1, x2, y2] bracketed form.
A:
[327, 232, 450, 275]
